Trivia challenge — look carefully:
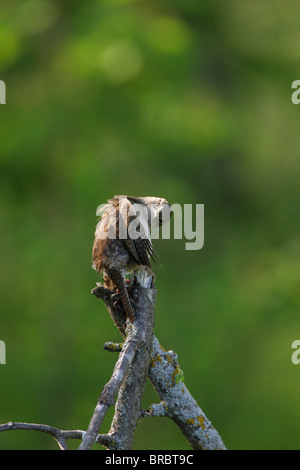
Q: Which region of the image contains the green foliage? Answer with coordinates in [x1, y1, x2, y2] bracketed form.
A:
[1, 0, 300, 450]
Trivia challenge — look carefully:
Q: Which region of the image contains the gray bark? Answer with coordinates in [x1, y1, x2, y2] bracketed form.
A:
[91, 272, 227, 450]
[0, 271, 226, 450]
[109, 274, 156, 449]
[148, 338, 226, 450]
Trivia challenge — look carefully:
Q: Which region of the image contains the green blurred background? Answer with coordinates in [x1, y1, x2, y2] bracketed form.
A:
[1, 0, 300, 450]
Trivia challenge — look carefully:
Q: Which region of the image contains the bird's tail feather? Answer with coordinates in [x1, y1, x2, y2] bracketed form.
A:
[107, 268, 134, 323]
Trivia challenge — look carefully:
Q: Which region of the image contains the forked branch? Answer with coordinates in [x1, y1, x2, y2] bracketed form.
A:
[0, 271, 226, 450]
[90, 272, 227, 450]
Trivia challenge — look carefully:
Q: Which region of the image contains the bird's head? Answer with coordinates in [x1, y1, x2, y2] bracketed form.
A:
[127, 196, 172, 228]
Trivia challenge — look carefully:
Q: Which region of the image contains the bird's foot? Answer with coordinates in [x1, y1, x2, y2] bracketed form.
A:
[111, 290, 121, 308]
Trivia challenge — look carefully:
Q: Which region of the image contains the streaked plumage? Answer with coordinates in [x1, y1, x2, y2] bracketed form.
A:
[92, 195, 171, 322]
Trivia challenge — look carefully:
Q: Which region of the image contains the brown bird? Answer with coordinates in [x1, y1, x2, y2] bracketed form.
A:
[92, 195, 172, 322]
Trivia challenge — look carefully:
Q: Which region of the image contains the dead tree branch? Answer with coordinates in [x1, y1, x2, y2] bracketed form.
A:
[0, 270, 226, 450]
[79, 270, 155, 450]
[0, 421, 111, 450]
[90, 272, 227, 450]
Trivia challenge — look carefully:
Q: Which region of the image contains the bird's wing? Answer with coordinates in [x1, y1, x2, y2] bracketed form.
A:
[117, 196, 160, 267]
[103, 195, 160, 267]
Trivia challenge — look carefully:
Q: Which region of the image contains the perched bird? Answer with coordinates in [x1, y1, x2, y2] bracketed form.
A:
[92, 195, 172, 322]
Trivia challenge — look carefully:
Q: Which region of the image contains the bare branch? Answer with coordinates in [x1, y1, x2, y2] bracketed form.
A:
[93, 277, 227, 450]
[80, 270, 156, 450]
[0, 421, 112, 450]
[107, 272, 156, 449]
[78, 322, 142, 450]
[103, 342, 123, 352]
[0, 271, 226, 450]
[141, 401, 169, 418]
[148, 339, 226, 450]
